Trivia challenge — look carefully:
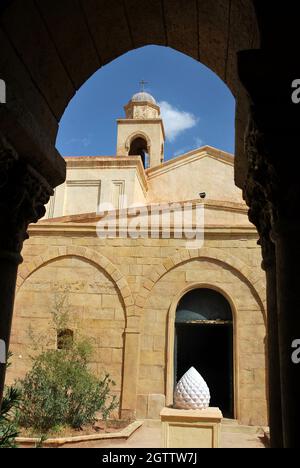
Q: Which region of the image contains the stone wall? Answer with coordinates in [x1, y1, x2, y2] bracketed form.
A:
[7, 229, 267, 425]
[138, 256, 267, 426]
[9, 255, 126, 412]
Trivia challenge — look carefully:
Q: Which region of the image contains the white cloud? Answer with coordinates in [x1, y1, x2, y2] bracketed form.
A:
[173, 137, 205, 158]
[66, 136, 92, 148]
[194, 137, 204, 148]
[174, 146, 190, 157]
[158, 101, 198, 142]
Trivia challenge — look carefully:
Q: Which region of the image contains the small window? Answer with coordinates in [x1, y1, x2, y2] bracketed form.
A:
[57, 329, 73, 350]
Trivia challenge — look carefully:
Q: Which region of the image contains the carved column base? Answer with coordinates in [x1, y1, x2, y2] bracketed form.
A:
[0, 259, 18, 403]
[274, 231, 300, 448]
[262, 243, 283, 448]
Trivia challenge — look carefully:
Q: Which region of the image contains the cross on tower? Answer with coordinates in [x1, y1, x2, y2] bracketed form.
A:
[139, 80, 149, 92]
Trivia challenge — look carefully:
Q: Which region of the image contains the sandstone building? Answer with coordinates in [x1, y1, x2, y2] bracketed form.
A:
[7, 92, 267, 426]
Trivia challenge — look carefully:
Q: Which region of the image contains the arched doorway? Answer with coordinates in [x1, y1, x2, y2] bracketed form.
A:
[174, 288, 234, 418]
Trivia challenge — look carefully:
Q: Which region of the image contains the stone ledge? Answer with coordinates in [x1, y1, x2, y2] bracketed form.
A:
[160, 407, 223, 423]
[15, 420, 143, 447]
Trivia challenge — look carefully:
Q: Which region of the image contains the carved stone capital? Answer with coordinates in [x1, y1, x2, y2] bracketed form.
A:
[0, 136, 54, 263]
[243, 107, 300, 243]
[243, 111, 277, 270]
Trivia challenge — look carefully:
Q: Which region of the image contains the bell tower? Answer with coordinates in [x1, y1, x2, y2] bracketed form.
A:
[117, 86, 165, 169]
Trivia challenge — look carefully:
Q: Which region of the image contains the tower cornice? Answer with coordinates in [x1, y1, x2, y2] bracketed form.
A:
[117, 118, 165, 140]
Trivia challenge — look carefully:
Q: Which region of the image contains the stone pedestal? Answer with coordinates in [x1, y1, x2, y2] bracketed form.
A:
[160, 407, 223, 449]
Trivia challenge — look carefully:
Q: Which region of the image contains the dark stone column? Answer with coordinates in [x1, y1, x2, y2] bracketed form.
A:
[238, 50, 300, 447]
[261, 237, 283, 448]
[0, 136, 53, 405]
[272, 221, 300, 448]
[243, 120, 283, 447]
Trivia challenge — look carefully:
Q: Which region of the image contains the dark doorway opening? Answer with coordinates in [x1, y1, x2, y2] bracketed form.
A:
[129, 137, 148, 168]
[174, 288, 234, 418]
[175, 323, 233, 418]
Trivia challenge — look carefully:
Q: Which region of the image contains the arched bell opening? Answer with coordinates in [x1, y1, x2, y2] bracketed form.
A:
[129, 136, 149, 168]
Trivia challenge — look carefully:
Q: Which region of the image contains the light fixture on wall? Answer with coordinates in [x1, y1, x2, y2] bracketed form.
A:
[199, 192, 206, 199]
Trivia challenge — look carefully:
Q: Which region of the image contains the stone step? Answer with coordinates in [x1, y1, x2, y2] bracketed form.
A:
[140, 418, 267, 437]
[222, 418, 239, 426]
[139, 419, 161, 428]
[221, 424, 264, 435]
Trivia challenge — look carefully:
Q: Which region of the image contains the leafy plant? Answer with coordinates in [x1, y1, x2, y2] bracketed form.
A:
[0, 352, 20, 448]
[17, 287, 118, 433]
[17, 341, 117, 432]
[0, 386, 21, 448]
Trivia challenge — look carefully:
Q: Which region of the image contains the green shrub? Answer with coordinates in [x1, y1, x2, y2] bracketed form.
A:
[0, 386, 20, 448]
[17, 342, 118, 432]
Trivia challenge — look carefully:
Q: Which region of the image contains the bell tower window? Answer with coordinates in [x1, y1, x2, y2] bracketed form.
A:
[116, 89, 165, 168]
[129, 137, 149, 168]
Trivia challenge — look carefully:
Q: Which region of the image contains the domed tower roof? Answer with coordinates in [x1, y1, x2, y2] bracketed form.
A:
[117, 85, 165, 169]
[131, 92, 157, 105]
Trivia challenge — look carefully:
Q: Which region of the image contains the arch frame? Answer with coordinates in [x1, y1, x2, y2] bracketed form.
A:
[16, 245, 136, 322]
[16, 246, 141, 418]
[15, 245, 139, 418]
[125, 131, 151, 155]
[136, 248, 266, 325]
[0, 0, 261, 188]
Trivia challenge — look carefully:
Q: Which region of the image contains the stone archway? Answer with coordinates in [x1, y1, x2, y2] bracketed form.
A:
[13, 245, 140, 418]
[0, 0, 260, 189]
[136, 248, 266, 323]
[125, 132, 151, 155]
[0, 1, 261, 408]
[139, 255, 267, 425]
[134, 250, 267, 425]
[2, 0, 300, 447]
[16, 245, 135, 315]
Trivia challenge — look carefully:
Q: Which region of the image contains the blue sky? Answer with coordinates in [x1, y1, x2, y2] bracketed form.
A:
[56, 46, 235, 161]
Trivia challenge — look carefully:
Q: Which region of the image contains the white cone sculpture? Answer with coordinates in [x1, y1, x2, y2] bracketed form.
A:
[174, 367, 211, 410]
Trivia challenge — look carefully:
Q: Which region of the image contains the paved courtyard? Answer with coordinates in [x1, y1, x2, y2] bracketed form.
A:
[62, 421, 266, 449]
